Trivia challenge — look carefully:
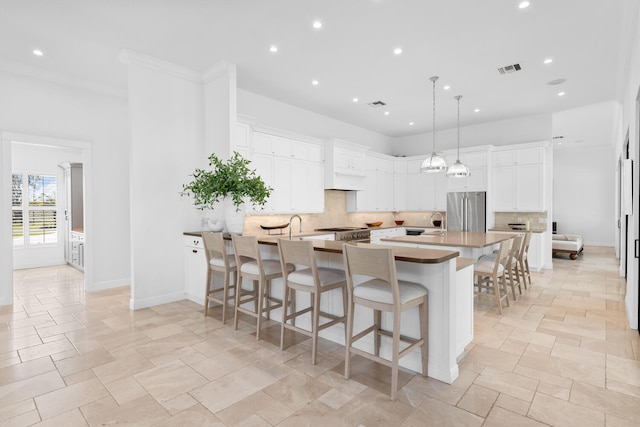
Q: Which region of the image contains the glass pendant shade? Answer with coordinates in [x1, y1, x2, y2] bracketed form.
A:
[421, 75, 447, 173]
[446, 94, 470, 178]
[446, 160, 471, 177]
[421, 153, 448, 173]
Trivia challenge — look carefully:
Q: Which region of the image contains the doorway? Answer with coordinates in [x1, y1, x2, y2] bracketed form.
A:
[1, 132, 93, 306]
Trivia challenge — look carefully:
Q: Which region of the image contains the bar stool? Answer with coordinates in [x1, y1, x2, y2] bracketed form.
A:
[201, 232, 237, 323]
[474, 238, 512, 314]
[342, 244, 428, 401]
[478, 234, 524, 300]
[519, 232, 532, 288]
[232, 235, 293, 340]
[277, 239, 347, 365]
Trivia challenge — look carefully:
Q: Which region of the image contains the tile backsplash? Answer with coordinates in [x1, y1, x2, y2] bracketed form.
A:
[494, 211, 548, 232]
[242, 190, 444, 236]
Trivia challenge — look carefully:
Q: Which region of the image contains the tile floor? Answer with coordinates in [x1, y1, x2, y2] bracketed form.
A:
[1, 246, 639, 426]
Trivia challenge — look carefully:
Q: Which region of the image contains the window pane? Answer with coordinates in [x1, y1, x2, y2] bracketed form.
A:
[29, 210, 57, 244]
[12, 210, 24, 246]
[12, 173, 22, 206]
[28, 175, 56, 206]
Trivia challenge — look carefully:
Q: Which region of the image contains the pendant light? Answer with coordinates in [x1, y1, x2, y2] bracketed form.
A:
[421, 76, 447, 173]
[446, 95, 471, 178]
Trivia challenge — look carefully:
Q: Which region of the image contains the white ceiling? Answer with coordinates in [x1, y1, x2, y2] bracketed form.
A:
[0, 0, 633, 137]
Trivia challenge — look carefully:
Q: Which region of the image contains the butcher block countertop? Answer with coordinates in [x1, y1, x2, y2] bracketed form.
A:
[184, 231, 459, 264]
[381, 231, 514, 248]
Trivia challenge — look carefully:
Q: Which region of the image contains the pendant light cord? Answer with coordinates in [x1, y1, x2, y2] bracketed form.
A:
[455, 95, 462, 161]
[430, 76, 439, 154]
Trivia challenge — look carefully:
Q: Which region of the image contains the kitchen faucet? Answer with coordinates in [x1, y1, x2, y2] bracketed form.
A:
[289, 215, 302, 239]
[431, 212, 445, 235]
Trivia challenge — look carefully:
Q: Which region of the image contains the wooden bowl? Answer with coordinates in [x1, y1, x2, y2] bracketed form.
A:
[394, 220, 405, 225]
[366, 221, 383, 227]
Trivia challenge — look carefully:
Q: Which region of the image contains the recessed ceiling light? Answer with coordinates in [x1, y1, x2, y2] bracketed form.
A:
[474, 108, 480, 113]
[352, 97, 359, 103]
[269, 45, 278, 53]
[443, 85, 451, 90]
[544, 58, 553, 64]
[393, 48, 402, 55]
[312, 20, 322, 29]
[384, 111, 390, 116]
[33, 49, 44, 56]
[409, 122, 414, 126]
[557, 91, 565, 96]
[312, 80, 319, 86]
[547, 78, 566, 86]
[519, 1, 530, 9]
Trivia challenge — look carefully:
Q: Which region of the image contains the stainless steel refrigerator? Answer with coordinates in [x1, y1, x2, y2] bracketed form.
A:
[446, 192, 486, 232]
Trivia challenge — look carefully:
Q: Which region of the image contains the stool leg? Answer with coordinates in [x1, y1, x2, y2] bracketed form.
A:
[256, 279, 265, 341]
[311, 290, 321, 365]
[280, 284, 290, 350]
[341, 286, 348, 345]
[204, 268, 212, 317]
[233, 274, 242, 331]
[374, 310, 382, 357]
[391, 309, 401, 401]
[344, 298, 355, 380]
[419, 295, 429, 377]
[221, 269, 229, 324]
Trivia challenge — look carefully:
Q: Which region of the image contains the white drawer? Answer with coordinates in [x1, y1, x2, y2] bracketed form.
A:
[184, 235, 204, 249]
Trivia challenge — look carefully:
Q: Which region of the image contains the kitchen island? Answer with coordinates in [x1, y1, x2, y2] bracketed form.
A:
[184, 232, 474, 384]
[381, 230, 516, 259]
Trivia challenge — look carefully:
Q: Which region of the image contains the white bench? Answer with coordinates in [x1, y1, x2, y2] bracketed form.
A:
[552, 234, 584, 260]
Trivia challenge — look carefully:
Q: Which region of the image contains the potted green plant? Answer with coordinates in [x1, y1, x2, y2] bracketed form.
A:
[182, 151, 272, 234]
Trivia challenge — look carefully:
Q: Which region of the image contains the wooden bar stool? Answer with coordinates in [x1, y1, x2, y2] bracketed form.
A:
[519, 232, 532, 288]
[232, 235, 292, 340]
[277, 239, 347, 365]
[342, 244, 428, 401]
[201, 231, 237, 323]
[474, 238, 512, 314]
[479, 234, 523, 299]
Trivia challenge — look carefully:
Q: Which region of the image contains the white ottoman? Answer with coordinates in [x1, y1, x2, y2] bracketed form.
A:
[552, 234, 584, 260]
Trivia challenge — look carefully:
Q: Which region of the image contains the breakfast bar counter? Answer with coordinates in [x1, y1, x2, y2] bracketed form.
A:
[381, 231, 515, 259]
[184, 232, 473, 384]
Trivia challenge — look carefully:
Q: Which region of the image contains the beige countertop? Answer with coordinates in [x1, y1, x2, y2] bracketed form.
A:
[184, 231, 459, 264]
[381, 231, 514, 248]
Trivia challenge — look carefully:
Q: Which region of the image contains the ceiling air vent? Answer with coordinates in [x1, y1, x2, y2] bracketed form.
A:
[368, 100, 386, 107]
[497, 63, 522, 75]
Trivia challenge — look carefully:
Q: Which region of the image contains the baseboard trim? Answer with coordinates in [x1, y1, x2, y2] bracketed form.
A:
[90, 278, 130, 292]
[129, 291, 186, 310]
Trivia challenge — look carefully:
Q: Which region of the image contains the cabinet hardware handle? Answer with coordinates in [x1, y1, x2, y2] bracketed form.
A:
[635, 239, 639, 259]
[192, 249, 198, 253]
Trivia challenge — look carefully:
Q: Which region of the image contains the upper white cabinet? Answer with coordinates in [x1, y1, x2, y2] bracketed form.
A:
[491, 145, 545, 212]
[249, 130, 324, 214]
[393, 158, 408, 211]
[324, 140, 368, 191]
[405, 157, 447, 211]
[347, 153, 395, 212]
[444, 148, 489, 192]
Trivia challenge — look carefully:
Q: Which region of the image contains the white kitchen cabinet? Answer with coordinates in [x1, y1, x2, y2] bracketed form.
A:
[491, 146, 545, 212]
[393, 158, 408, 211]
[347, 153, 395, 212]
[232, 122, 251, 158]
[184, 235, 207, 304]
[405, 158, 447, 211]
[324, 140, 368, 190]
[250, 131, 324, 213]
[370, 227, 405, 244]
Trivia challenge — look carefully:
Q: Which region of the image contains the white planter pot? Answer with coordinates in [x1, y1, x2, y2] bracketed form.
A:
[224, 198, 246, 235]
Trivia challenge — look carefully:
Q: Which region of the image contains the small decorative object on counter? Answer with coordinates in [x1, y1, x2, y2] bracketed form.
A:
[366, 221, 383, 227]
[394, 220, 405, 225]
[260, 223, 289, 235]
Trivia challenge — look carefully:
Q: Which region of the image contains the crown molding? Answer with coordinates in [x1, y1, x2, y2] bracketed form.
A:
[202, 60, 234, 83]
[117, 49, 202, 84]
[0, 59, 126, 98]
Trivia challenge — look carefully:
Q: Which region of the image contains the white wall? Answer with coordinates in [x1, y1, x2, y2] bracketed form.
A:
[617, 2, 640, 329]
[12, 144, 83, 269]
[392, 114, 553, 156]
[238, 89, 392, 153]
[553, 145, 616, 246]
[123, 52, 203, 309]
[0, 70, 130, 306]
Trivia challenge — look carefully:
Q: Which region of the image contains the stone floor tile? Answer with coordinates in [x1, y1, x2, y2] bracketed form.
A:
[133, 359, 208, 402]
[528, 391, 605, 426]
[456, 384, 499, 417]
[483, 406, 548, 427]
[34, 377, 109, 420]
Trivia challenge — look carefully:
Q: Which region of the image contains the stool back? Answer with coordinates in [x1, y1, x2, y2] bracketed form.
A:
[342, 244, 400, 306]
